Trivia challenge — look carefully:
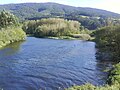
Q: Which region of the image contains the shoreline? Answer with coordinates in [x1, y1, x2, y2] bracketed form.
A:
[27, 34, 94, 41]
[0, 39, 26, 49]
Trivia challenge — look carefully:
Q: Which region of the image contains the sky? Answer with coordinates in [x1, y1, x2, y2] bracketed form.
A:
[0, 0, 120, 14]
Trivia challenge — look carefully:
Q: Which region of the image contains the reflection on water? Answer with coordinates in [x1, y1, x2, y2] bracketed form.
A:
[0, 41, 25, 57]
[0, 37, 112, 90]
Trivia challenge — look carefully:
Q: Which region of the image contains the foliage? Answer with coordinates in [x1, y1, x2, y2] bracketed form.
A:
[107, 63, 120, 85]
[0, 27, 26, 48]
[70, 14, 120, 30]
[0, 10, 19, 29]
[94, 25, 120, 61]
[1, 3, 120, 30]
[0, 10, 26, 48]
[23, 18, 82, 37]
[66, 83, 120, 90]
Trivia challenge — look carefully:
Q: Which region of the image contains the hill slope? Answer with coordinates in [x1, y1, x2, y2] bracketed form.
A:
[0, 3, 120, 30]
[0, 3, 120, 20]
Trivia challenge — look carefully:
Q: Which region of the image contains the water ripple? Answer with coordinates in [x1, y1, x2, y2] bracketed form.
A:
[0, 37, 112, 90]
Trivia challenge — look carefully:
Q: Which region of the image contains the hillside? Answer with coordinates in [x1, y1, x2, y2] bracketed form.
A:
[0, 3, 120, 19]
[0, 3, 120, 30]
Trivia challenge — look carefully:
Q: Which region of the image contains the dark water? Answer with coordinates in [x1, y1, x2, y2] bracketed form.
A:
[0, 37, 112, 90]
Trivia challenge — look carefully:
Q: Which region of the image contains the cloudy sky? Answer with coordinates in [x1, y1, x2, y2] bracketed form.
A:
[0, 0, 120, 14]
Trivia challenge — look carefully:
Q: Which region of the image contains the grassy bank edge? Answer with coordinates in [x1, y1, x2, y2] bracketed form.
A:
[0, 27, 26, 48]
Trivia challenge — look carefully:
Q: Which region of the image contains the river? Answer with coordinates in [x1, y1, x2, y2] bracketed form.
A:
[0, 37, 112, 90]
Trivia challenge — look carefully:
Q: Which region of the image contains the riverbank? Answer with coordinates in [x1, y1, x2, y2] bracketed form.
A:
[27, 34, 93, 41]
[48, 34, 93, 40]
[107, 63, 120, 85]
[66, 63, 120, 90]
[0, 27, 26, 48]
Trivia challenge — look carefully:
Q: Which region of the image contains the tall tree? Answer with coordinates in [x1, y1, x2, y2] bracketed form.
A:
[0, 10, 19, 29]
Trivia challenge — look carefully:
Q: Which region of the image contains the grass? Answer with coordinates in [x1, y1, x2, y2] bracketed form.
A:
[66, 83, 120, 90]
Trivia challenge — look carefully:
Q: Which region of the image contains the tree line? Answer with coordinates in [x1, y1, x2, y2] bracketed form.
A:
[22, 18, 85, 37]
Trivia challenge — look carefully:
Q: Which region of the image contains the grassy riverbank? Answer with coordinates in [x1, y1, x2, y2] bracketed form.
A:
[66, 83, 120, 90]
[0, 27, 26, 48]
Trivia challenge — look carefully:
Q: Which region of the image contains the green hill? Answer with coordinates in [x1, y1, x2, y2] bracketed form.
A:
[0, 3, 120, 30]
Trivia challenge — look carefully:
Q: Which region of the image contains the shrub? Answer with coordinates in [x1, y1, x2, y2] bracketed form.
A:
[0, 27, 26, 48]
[23, 18, 82, 37]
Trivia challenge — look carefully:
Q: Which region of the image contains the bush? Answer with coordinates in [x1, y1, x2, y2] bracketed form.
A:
[107, 63, 120, 85]
[0, 27, 26, 48]
[94, 25, 120, 62]
[66, 83, 120, 90]
[23, 18, 82, 37]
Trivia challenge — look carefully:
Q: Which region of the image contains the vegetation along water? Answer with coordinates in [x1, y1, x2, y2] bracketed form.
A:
[0, 10, 26, 48]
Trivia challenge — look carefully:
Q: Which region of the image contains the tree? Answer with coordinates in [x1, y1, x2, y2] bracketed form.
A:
[95, 25, 120, 61]
[23, 18, 81, 37]
[0, 10, 19, 29]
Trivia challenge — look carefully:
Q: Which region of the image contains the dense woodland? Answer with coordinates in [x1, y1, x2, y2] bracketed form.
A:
[1, 3, 120, 30]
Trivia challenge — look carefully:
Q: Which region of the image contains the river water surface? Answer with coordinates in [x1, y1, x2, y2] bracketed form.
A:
[0, 37, 112, 90]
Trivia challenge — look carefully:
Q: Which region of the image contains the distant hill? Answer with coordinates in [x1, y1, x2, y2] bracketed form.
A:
[0, 3, 120, 30]
[0, 3, 120, 19]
